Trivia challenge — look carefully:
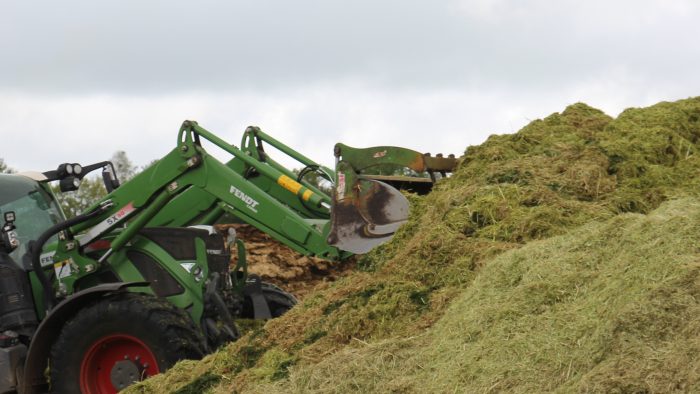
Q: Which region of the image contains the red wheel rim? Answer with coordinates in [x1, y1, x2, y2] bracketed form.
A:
[80, 334, 160, 394]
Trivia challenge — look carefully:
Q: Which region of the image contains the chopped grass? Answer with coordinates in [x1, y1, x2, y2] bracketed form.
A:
[172, 373, 221, 394]
[247, 198, 700, 393]
[126, 97, 700, 393]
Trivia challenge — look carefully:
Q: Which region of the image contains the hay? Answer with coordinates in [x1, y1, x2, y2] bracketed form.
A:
[126, 97, 700, 393]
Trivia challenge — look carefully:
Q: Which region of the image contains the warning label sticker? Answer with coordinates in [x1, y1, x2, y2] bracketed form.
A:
[54, 260, 72, 279]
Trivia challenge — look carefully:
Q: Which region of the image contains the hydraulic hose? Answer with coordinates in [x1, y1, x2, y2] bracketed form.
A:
[30, 203, 110, 311]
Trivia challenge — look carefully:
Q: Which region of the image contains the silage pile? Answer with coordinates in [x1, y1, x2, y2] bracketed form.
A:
[129, 97, 700, 393]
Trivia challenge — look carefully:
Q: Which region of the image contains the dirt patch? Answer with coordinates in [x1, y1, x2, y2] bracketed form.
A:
[216, 224, 356, 299]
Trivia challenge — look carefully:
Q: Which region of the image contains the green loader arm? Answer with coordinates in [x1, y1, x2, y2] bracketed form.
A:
[73, 121, 347, 262]
[147, 126, 334, 230]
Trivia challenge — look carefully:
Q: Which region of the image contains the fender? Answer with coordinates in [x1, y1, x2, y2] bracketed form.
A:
[19, 282, 148, 394]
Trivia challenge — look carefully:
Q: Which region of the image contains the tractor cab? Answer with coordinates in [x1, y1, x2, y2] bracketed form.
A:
[0, 173, 64, 264]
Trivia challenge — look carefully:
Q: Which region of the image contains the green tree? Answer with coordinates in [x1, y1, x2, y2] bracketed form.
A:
[111, 150, 136, 181]
[53, 177, 108, 218]
[0, 158, 15, 174]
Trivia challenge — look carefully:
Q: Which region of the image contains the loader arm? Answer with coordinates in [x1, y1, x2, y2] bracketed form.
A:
[67, 121, 348, 262]
[148, 125, 335, 230]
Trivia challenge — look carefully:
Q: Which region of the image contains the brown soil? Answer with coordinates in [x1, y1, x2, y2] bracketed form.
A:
[216, 224, 355, 299]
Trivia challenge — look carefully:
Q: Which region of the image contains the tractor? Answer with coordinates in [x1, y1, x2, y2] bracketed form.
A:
[0, 121, 457, 393]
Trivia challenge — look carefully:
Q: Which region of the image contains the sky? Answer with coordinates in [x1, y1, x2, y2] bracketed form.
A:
[1, 0, 699, 172]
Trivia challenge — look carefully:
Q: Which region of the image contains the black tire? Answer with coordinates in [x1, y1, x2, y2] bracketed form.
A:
[242, 282, 298, 319]
[262, 282, 298, 317]
[49, 292, 205, 394]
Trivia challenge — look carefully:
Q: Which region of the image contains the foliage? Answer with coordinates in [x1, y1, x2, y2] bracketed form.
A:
[111, 150, 137, 180]
[51, 177, 108, 218]
[0, 158, 14, 174]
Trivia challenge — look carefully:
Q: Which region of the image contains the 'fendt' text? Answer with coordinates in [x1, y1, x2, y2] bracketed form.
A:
[230, 185, 260, 212]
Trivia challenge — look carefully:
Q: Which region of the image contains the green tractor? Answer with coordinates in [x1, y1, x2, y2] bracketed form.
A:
[0, 121, 457, 394]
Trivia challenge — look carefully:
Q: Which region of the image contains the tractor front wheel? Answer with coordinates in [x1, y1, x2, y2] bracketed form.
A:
[49, 292, 205, 394]
[241, 281, 298, 319]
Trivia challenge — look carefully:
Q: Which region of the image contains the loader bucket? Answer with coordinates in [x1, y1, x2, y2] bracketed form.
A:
[327, 162, 410, 254]
[328, 143, 459, 254]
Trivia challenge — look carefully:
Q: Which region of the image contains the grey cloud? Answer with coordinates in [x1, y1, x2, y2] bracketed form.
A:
[1, 0, 699, 176]
[2, 1, 699, 94]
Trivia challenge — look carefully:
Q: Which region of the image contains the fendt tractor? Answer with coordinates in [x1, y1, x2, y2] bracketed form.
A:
[0, 121, 457, 394]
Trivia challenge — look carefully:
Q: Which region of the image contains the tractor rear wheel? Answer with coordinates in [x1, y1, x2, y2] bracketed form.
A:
[49, 292, 205, 394]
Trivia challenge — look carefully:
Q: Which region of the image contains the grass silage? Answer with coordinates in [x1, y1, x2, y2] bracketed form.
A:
[273, 198, 700, 393]
[128, 97, 700, 393]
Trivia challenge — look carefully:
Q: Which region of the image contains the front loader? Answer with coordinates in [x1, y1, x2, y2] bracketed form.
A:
[147, 123, 458, 254]
[0, 121, 457, 394]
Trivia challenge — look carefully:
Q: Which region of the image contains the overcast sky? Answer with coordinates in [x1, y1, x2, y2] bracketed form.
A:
[2, 0, 699, 172]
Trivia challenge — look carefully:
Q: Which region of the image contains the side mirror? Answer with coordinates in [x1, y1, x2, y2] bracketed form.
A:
[101, 165, 120, 193]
